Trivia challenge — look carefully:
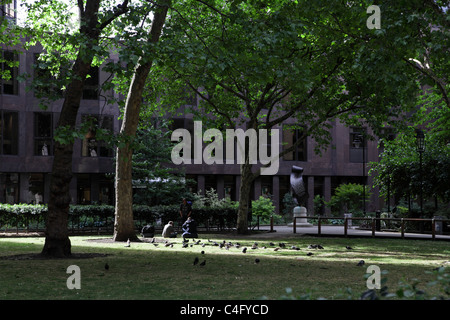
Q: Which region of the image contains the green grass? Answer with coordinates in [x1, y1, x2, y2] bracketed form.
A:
[0, 234, 448, 300]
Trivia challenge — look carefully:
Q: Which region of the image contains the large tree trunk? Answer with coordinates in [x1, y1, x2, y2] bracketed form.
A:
[113, 3, 169, 241]
[41, 0, 117, 257]
[113, 63, 152, 242]
[41, 59, 91, 257]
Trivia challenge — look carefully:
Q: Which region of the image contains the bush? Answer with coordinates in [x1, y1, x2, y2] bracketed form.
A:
[0, 203, 47, 229]
[252, 196, 274, 220]
[251, 196, 282, 225]
[325, 183, 371, 216]
[0, 201, 238, 232]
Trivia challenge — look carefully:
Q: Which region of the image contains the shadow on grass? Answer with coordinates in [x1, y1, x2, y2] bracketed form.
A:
[0, 252, 110, 260]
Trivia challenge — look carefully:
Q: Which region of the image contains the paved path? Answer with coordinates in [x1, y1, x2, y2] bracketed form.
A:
[251, 224, 450, 241]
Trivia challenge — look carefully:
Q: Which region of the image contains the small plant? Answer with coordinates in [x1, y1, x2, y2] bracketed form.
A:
[313, 194, 325, 215]
[252, 196, 280, 224]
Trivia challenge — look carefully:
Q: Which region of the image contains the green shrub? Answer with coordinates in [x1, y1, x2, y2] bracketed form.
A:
[251, 196, 282, 224]
[325, 183, 371, 216]
[0, 202, 237, 231]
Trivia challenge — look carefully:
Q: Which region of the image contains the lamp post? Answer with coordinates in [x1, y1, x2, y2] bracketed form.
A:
[415, 129, 425, 216]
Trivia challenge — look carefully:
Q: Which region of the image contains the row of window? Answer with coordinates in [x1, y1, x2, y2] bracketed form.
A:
[0, 172, 114, 205]
[0, 50, 100, 99]
[170, 119, 369, 163]
[0, 110, 371, 163]
[0, 110, 113, 157]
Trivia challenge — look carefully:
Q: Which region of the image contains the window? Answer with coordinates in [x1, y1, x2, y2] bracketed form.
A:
[205, 175, 217, 192]
[2, 173, 19, 204]
[261, 176, 272, 198]
[224, 175, 235, 200]
[77, 174, 91, 204]
[1, 50, 19, 95]
[82, 66, 99, 100]
[34, 112, 53, 155]
[1, 0, 16, 24]
[99, 174, 114, 205]
[0, 110, 18, 155]
[81, 114, 113, 157]
[28, 173, 45, 204]
[282, 126, 307, 161]
[349, 127, 366, 163]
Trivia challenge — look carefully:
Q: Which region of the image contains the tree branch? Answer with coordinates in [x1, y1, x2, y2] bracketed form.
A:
[98, 0, 129, 31]
[403, 57, 450, 108]
[265, 57, 345, 128]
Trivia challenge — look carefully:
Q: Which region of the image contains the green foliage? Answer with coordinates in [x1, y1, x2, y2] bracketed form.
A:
[252, 196, 275, 220]
[325, 183, 370, 216]
[156, 0, 422, 151]
[0, 203, 47, 228]
[190, 188, 235, 209]
[131, 118, 191, 206]
[313, 195, 325, 215]
[0, 202, 238, 231]
[370, 129, 450, 215]
[151, 0, 442, 233]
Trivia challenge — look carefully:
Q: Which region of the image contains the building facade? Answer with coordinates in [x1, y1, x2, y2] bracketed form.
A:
[171, 112, 384, 216]
[0, 38, 120, 206]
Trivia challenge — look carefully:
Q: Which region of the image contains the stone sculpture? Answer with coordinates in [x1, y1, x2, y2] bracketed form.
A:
[290, 165, 306, 206]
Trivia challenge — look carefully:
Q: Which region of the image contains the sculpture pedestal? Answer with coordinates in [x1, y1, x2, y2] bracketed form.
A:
[292, 206, 313, 227]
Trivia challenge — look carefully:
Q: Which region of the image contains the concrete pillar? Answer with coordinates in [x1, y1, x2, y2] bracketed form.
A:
[217, 175, 224, 199]
[254, 177, 261, 200]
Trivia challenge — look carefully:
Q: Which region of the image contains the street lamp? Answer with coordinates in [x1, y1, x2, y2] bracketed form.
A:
[415, 129, 425, 219]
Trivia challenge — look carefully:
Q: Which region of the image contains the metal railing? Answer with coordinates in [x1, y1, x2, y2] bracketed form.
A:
[293, 216, 450, 240]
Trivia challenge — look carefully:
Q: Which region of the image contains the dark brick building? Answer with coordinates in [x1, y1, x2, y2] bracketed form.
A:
[0, 38, 120, 205]
[171, 112, 384, 215]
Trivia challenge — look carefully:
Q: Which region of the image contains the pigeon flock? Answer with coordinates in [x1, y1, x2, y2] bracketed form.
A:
[120, 236, 369, 268]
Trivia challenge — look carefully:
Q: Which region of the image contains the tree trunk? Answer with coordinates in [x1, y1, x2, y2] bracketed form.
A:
[41, 0, 103, 257]
[113, 3, 169, 241]
[236, 162, 255, 234]
[113, 63, 152, 241]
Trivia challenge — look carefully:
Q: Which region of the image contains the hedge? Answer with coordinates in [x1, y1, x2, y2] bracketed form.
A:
[0, 203, 238, 231]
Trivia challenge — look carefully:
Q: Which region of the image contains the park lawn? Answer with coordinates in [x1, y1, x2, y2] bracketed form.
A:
[0, 234, 448, 300]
